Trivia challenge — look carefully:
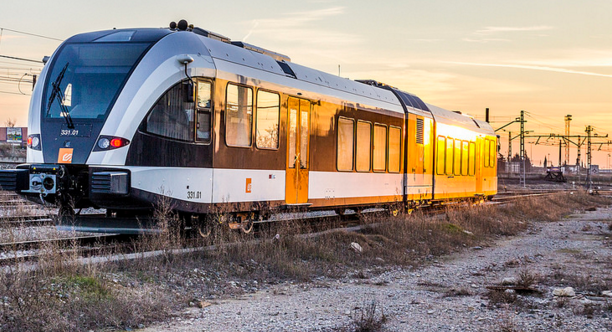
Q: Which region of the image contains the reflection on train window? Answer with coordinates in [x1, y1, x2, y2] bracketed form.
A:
[373, 124, 387, 172]
[44, 43, 151, 119]
[256, 90, 280, 149]
[461, 141, 469, 176]
[145, 81, 195, 141]
[288, 108, 297, 168]
[453, 139, 461, 176]
[484, 139, 490, 168]
[436, 136, 446, 175]
[489, 139, 496, 167]
[468, 142, 476, 175]
[445, 137, 453, 175]
[337, 117, 354, 171]
[226, 83, 253, 147]
[388, 126, 401, 173]
[196, 81, 212, 143]
[356, 121, 372, 172]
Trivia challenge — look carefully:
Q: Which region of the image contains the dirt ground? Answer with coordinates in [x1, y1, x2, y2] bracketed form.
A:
[140, 196, 612, 332]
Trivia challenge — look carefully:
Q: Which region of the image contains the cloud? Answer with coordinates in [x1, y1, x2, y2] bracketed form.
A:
[465, 25, 554, 43]
[475, 26, 555, 35]
[462, 38, 511, 43]
[240, 7, 362, 50]
[443, 61, 612, 78]
[513, 49, 612, 67]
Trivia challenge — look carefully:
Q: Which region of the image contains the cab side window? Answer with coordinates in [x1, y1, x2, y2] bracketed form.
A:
[196, 81, 212, 143]
[145, 81, 194, 141]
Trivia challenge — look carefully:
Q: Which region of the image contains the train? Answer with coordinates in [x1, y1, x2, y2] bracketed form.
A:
[0, 20, 497, 233]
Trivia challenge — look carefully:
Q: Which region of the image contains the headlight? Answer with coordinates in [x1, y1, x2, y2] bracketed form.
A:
[27, 134, 41, 150]
[98, 137, 110, 149]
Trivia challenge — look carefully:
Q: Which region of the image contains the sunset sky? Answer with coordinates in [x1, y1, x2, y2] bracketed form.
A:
[1, 0, 611, 167]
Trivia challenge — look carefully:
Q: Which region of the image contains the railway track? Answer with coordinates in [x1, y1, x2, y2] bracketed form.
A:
[0, 189, 604, 268]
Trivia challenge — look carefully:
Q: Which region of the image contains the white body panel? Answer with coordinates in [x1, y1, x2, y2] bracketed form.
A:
[308, 172, 403, 200]
[123, 166, 285, 204]
[212, 169, 285, 203]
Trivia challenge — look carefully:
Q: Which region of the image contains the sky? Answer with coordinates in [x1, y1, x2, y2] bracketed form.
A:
[0, 0, 611, 168]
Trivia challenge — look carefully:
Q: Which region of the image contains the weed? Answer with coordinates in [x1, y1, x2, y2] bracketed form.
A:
[517, 269, 538, 288]
[487, 289, 518, 308]
[336, 300, 387, 332]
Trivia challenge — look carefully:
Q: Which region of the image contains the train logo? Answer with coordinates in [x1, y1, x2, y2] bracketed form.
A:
[246, 178, 252, 194]
[57, 148, 73, 164]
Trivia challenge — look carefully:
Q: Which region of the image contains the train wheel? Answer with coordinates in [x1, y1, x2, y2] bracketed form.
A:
[197, 224, 213, 238]
[240, 220, 254, 234]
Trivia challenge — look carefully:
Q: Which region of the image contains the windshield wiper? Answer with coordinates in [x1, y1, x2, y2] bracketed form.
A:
[46, 63, 74, 129]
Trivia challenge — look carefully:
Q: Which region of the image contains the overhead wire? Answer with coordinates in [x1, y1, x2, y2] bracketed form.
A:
[0, 27, 63, 42]
[0, 90, 30, 95]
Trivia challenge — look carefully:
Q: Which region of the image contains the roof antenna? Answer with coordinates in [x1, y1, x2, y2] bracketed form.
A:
[338, 65, 341, 77]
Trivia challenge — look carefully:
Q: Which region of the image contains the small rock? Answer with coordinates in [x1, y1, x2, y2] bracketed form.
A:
[198, 301, 212, 308]
[601, 290, 612, 297]
[553, 287, 575, 297]
[427, 310, 435, 315]
[472, 246, 482, 250]
[502, 277, 517, 285]
[463, 230, 474, 236]
[350, 242, 363, 253]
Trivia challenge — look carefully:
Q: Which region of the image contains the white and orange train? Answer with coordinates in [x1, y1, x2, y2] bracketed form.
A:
[0, 21, 497, 233]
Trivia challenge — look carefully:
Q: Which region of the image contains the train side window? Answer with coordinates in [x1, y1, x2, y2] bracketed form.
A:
[145, 81, 195, 141]
[256, 90, 280, 149]
[484, 139, 490, 168]
[489, 139, 496, 167]
[337, 117, 355, 171]
[453, 138, 461, 176]
[373, 124, 387, 172]
[468, 141, 476, 175]
[388, 126, 401, 173]
[445, 137, 453, 175]
[436, 136, 446, 175]
[226, 83, 253, 147]
[461, 140, 469, 176]
[196, 81, 212, 143]
[356, 121, 372, 172]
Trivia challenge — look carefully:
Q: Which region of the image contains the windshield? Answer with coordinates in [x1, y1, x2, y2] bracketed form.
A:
[43, 42, 150, 119]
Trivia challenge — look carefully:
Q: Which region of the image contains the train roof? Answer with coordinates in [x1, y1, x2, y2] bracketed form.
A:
[62, 25, 493, 128]
[427, 103, 495, 135]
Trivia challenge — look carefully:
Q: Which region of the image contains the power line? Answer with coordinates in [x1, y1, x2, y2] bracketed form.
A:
[0, 54, 42, 63]
[0, 27, 63, 41]
[0, 90, 29, 95]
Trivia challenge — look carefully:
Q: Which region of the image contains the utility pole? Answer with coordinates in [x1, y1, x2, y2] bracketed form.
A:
[564, 115, 572, 165]
[519, 110, 526, 187]
[576, 135, 581, 169]
[586, 125, 593, 189]
[508, 131, 512, 162]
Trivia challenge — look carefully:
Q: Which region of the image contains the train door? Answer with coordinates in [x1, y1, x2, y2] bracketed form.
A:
[475, 137, 484, 194]
[285, 97, 311, 204]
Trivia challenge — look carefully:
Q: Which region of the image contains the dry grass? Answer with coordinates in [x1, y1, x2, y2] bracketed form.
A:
[0, 190, 609, 331]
